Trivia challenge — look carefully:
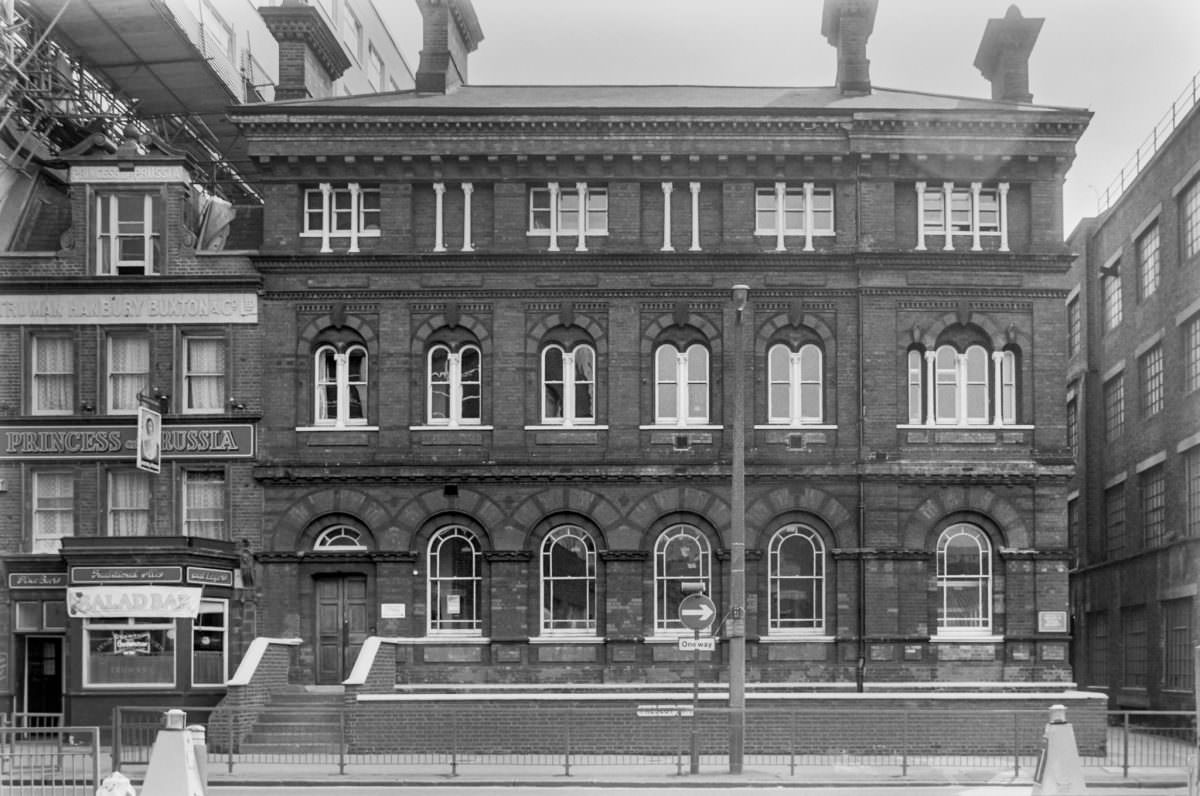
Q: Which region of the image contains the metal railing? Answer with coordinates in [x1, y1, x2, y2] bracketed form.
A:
[1097, 70, 1200, 213]
[1092, 711, 1196, 777]
[112, 705, 216, 771]
[0, 724, 100, 795]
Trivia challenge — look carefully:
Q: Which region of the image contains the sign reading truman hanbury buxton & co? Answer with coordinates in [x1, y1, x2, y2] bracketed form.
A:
[0, 292, 257, 325]
[67, 586, 203, 618]
[2, 424, 254, 458]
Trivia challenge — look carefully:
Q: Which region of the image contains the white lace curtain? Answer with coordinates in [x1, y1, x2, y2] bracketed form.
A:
[184, 471, 225, 538]
[34, 337, 74, 412]
[185, 338, 225, 411]
[110, 337, 149, 412]
[33, 473, 73, 552]
[109, 471, 150, 536]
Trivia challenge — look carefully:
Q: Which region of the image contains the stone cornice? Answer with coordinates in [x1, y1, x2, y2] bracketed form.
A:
[258, 5, 351, 80]
[258, 550, 417, 563]
[2, 276, 262, 293]
[599, 550, 649, 562]
[483, 550, 532, 563]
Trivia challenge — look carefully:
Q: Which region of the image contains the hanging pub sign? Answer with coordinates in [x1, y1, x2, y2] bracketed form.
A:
[66, 586, 203, 618]
[136, 402, 162, 474]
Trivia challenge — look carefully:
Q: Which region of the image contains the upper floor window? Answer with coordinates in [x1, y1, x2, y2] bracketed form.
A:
[542, 343, 595, 425]
[1142, 465, 1166, 548]
[1139, 344, 1163, 419]
[32, 471, 73, 554]
[1066, 394, 1079, 461]
[427, 526, 482, 635]
[107, 334, 149, 415]
[1186, 446, 1200, 538]
[1105, 482, 1126, 558]
[755, 182, 834, 251]
[428, 343, 481, 426]
[1101, 266, 1123, 332]
[95, 192, 160, 274]
[528, 183, 608, 250]
[183, 470, 225, 539]
[31, 334, 74, 415]
[183, 335, 225, 413]
[916, 182, 1008, 252]
[1136, 223, 1160, 301]
[1183, 179, 1200, 261]
[1185, 314, 1200, 394]
[907, 341, 1017, 427]
[314, 343, 367, 427]
[340, 6, 363, 60]
[654, 524, 710, 633]
[108, 469, 150, 537]
[302, 183, 380, 252]
[201, 0, 236, 60]
[935, 523, 992, 636]
[367, 43, 384, 90]
[767, 524, 825, 634]
[1103, 373, 1125, 440]
[654, 343, 709, 426]
[540, 526, 597, 635]
[1066, 297, 1081, 358]
[767, 342, 823, 425]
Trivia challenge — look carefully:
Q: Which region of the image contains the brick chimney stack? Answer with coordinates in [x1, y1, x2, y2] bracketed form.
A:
[974, 5, 1043, 103]
[415, 0, 484, 94]
[260, 0, 351, 101]
[821, 0, 878, 96]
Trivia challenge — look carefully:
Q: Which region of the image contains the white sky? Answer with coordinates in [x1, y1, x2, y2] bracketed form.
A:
[378, 0, 1200, 238]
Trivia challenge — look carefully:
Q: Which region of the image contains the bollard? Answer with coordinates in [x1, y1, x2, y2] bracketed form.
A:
[187, 724, 209, 787]
[140, 709, 208, 796]
[1030, 704, 1087, 795]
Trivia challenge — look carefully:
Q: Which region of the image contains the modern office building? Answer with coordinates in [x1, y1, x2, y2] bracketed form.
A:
[1067, 76, 1200, 711]
[0, 0, 416, 726]
[224, 1, 1091, 691]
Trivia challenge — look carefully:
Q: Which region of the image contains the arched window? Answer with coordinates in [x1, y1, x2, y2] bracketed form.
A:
[908, 335, 1016, 427]
[767, 343, 823, 424]
[654, 524, 711, 632]
[936, 523, 992, 635]
[428, 343, 481, 426]
[313, 525, 366, 551]
[542, 343, 595, 425]
[540, 526, 597, 634]
[314, 343, 367, 426]
[427, 526, 482, 634]
[655, 343, 708, 425]
[768, 524, 825, 633]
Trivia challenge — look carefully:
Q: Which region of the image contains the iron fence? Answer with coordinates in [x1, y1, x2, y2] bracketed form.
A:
[109, 702, 1199, 778]
[0, 724, 100, 795]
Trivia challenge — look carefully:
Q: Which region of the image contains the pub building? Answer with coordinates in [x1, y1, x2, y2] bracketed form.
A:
[0, 128, 262, 726]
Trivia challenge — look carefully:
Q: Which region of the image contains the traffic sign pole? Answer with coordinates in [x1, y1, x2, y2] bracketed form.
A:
[690, 628, 700, 774]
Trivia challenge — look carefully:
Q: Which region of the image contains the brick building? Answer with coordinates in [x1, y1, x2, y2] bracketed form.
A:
[0, 0, 415, 727]
[226, 1, 1092, 690]
[1067, 77, 1200, 710]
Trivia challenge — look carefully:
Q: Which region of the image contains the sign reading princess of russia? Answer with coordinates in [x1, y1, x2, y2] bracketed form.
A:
[67, 586, 203, 618]
[2, 424, 254, 458]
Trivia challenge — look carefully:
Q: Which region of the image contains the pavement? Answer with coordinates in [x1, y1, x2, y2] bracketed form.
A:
[186, 759, 1192, 789]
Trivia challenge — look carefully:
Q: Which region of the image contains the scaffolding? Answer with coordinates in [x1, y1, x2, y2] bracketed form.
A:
[0, 0, 261, 202]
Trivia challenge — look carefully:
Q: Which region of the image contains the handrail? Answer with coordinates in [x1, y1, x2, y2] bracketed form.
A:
[226, 636, 301, 686]
[1097, 70, 1200, 213]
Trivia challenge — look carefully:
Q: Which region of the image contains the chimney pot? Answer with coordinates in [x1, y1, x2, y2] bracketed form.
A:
[974, 5, 1043, 103]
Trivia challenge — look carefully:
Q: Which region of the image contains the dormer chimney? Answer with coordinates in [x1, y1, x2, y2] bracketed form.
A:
[974, 5, 1043, 103]
[415, 0, 484, 94]
[821, 0, 878, 96]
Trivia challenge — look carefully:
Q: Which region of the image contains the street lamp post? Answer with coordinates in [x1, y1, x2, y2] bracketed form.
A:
[729, 284, 749, 774]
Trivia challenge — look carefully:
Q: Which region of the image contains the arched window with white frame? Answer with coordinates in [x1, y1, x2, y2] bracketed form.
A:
[936, 523, 992, 635]
[654, 524, 711, 632]
[768, 524, 825, 634]
[542, 343, 595, 425]
[428, 343, 481, 426]
[314, 343, 367, 427]
[540, 526, 597, 634]
[427, 526, 482, 634]
[654, 342, 709, 425]
[909, 333, 1016, 427]
[314, 525, 367, 551]
[767, 342, 823, 424]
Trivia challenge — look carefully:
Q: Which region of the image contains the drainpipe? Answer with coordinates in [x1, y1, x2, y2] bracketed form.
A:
[856, 265, 867, 693]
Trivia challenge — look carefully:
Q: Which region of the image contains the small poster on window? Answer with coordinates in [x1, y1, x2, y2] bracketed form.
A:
[445, 594, 461, 616]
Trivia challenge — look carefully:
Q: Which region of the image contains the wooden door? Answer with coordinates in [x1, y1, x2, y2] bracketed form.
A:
[25, 636, 63, 720]
[315, 575, 368, 684]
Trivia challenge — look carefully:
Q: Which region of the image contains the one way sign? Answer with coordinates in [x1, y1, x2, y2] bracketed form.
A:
[678, 593, 715, 630]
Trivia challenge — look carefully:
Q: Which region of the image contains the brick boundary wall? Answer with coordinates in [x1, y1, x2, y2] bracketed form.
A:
[345, 694, 1107, 757]
[208, 637, 301, 752]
